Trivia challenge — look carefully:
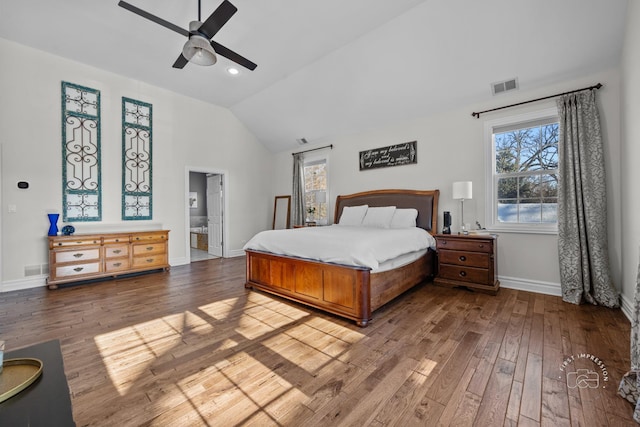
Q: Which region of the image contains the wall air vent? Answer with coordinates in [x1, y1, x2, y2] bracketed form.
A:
[491, 78, 519, 96]
[24, 264, 45, 276]
[296, 138, 309, 145]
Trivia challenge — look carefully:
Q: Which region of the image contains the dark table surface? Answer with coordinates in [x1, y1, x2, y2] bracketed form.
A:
[0, 339, 75, 426]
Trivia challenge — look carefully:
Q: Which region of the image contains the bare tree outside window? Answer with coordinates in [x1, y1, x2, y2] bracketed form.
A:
[494, 121, 559, 223]
[303, 159, 327, 223]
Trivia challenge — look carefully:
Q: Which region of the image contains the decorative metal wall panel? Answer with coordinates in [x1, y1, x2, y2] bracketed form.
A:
[122, 97, 152, 220]
[61, 81, 102, 221]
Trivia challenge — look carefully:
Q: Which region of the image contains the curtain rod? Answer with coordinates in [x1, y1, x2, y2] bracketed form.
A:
[292, 144, 333, 156]
[471, 83, 603, 119]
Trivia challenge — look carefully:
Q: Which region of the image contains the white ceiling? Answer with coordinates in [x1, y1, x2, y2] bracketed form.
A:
[0, 0, 628, 152]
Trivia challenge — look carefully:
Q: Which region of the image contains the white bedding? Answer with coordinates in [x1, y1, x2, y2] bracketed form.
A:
[243, 225, 436, 270]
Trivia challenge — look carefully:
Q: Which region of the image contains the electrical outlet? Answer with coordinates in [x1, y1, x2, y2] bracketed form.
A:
[8, 204, 16, 213]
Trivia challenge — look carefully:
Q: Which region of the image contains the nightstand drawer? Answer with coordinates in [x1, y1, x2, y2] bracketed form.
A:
[438, 250, 489, 268]
[438, 264, 492, 285]
[436, 238, 492, 253]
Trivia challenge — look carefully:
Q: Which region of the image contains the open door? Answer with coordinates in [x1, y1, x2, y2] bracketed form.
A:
[207, 174, 223, 257]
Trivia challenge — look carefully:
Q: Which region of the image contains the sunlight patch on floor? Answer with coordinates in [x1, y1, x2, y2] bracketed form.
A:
[94, 310, 215, 395]
[197, 296, 242, 320]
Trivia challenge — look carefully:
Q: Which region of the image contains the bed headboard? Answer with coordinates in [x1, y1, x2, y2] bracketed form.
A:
[334, 189, 440, 234]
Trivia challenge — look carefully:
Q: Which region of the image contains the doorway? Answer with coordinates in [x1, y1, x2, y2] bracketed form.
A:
[186, 168, 227, 263]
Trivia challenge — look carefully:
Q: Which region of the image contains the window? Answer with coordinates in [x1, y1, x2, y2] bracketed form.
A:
[303, 157, 328, 224]
[485, 107, 559, 233]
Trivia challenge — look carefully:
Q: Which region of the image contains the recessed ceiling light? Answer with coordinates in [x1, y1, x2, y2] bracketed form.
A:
[227, 67, 240, 76]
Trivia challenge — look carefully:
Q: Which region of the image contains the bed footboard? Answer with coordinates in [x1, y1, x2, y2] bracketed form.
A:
[245, 249, 435, 326]
[245, 250, 373, 326]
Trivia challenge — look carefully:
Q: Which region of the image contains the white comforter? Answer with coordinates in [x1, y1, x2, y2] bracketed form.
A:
[243, 225, 435, 270]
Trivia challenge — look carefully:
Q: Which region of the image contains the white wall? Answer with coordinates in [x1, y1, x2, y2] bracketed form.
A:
[272, 68, 622, 296]
[620, 1, 640, 317]
[0, 38, 273, 291]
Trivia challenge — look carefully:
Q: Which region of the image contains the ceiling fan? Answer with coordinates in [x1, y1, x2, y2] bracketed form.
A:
[118, 0, 257, 71]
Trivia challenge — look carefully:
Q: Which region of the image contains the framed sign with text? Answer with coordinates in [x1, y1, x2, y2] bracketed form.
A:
[359, 141, 417, 171]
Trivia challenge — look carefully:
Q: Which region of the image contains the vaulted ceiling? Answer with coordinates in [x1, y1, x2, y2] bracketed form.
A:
[0, 0, 628, 152]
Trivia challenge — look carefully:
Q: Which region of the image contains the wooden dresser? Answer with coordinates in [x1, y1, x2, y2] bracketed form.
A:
[434, 234, 499, 295]
[47, 230, 169, 289]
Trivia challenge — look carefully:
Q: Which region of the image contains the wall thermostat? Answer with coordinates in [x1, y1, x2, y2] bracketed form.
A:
[17, 181, 29, 189]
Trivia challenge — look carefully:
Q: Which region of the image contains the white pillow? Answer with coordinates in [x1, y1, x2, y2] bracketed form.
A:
[362, 206, 396, 228]
[390, 208, 418, 228]
[338, 205, 369, 226]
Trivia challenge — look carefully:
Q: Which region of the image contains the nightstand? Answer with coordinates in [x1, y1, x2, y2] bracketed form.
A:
[434, 234, 499, 295]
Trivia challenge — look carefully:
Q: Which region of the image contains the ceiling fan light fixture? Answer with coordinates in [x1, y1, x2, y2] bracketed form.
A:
[182, 34, 217, 66]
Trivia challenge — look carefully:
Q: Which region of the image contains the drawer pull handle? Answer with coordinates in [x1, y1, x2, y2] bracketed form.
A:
[113, 250, 122, 254]
[146, 246, 153, 251]
[459, 271, 466, 277]
[146, 258, 154, 263]
[136, 237, 140, 240]
[73, 253, 84, 258]
[58, 243, 63, 246]
[73, 267, 84, 272]
[478, 244, 484, 248]
[113, 262, 122, 267]
[441, 241, 447, 245]
[459, 255, 466, 262]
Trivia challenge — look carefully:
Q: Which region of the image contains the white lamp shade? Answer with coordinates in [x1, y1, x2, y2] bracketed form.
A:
[452, 181, 472, 200]
[182, 35, 217, 66]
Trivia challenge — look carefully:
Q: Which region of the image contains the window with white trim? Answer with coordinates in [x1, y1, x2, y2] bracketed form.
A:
[485, 107, 559, 233]
[303, 157, 329, 224]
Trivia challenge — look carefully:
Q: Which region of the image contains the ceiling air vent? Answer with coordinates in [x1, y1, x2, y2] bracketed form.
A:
[491, 78, 519, 96]
[296, 138, 309, 145]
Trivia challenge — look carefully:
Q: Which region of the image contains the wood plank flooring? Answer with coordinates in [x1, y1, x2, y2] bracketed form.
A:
[0, 257, 635, 426]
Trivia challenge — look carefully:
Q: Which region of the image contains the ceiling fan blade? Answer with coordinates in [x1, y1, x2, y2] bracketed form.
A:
[197, 0, 237, 39]
[118, 1, 189, 37]
[211, 41, 257, 71]
[172, 54, 189, 69]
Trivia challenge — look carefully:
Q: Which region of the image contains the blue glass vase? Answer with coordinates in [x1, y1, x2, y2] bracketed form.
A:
[47, 213, 59, 236]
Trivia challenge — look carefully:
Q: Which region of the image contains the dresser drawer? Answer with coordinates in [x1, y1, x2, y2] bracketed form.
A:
[133, 243, 166, 256]
[438, 264, 492, 285]
[105, 245, 129, 259]
[436, 238, 492, 253]
[103, 236, 129, 245]
[132, 254, 167, 268]
[438, 250, 490, 268]
[51, 238, 101, 248]
[54, 248, 100, 264]
[105, 259, 131, 272]
[55, 262, 101, 278]
[132, 232, 168, 243]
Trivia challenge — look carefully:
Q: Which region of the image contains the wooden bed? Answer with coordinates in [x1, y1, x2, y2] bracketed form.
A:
[245, 189, 440, 326]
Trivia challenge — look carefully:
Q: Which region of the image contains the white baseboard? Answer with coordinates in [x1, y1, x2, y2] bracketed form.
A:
[227, 249, 246, 258]
[620, 293, 634, 322]
[1, 275, 47, 292]
[170, 257, 189, 267]
[498, 275, 562, 296]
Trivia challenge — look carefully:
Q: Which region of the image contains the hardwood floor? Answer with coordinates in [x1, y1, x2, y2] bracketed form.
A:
[0, 257, 635, 426]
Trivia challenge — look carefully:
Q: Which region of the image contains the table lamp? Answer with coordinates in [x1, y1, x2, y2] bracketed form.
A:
[452, 181, 472, 234]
